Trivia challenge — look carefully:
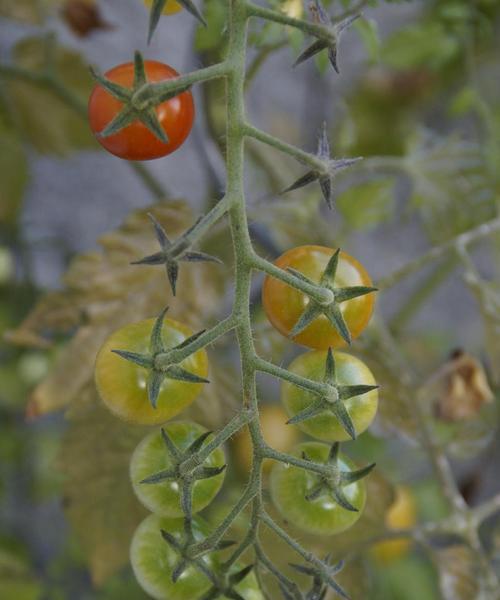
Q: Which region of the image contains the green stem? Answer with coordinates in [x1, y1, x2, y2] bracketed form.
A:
[250, 252, 334, 304]
[244, 123, 324, 170]
[133, 61, 231, 105]
[246, 2, 334, 40]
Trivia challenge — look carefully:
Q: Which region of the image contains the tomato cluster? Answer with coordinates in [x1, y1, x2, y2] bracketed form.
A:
[90, 2, 381, 597]
[260, 245, 378, 535]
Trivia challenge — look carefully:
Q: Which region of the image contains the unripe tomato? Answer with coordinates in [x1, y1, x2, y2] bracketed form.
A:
[130, 422, 225, 517]
[88, 60, 194, 160]
[233, 405, 299, 474]
[131, 514, 264, 600]
[144, 0, 182, 15]
[282, 350, 378, 441]
[262, 245, 375, 349]
[371, 486, 417, 563]
[95, 318, 208, 425]
[270, 442, 366, 535]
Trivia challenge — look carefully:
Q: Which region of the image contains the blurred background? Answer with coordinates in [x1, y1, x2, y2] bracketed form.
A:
[0, 0, 499, 598]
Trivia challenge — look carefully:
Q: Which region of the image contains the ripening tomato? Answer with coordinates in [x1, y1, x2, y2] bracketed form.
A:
[371, 486, 417, 563]
[130, 422, 225, 517]
[270, 442, 366, 535]
[282, 350, 378, 442]
[144, 0, 182, 15]
[233, 405, 299, 474]
[95, 318, 208, 425]
[88, 60, 194, 160]
[262, 245, 375, 349]
[131, 514, 263, 600]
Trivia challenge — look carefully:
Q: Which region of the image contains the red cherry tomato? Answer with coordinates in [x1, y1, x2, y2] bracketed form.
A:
[88, 60, 194, 161]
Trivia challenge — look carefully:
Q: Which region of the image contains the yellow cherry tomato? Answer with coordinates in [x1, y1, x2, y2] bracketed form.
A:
[144, 0, 182, 16]
[371, 485, 417, 563]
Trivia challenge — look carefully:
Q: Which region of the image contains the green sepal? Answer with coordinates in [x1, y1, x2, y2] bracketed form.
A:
[334, 285, 378, 303]
[132, 214, 222, 295]
[176, 0, 207, 27]
[139, 468, 176, 484]
[330, 401, 356, 439]
[98, 104, 137, 138]
[322, 248, 340, 281]
[147, 0, 167, 44]
[111, 349, 153, 369]
[175, 329, 207, 350]
[164, 365, 210, 384]
[290, 302, 323, 338]
[324, 348, 336, 384]
[172, 559, 188, 583]
[293, 38, 329, 68]
[229, 564, 254, 586]
[147, 370, 165, 408]
[340, 462, 376, 484]
[337, 384, 379, 401]
[161, 427, 182, 459]
[138, 107, 169, 144]
[150, 306, 169, 354]
[196, 465, 227, 480]
[89, 67, 131, 102]
[186, 430, 212, 454]
[133, 50, 147, 87]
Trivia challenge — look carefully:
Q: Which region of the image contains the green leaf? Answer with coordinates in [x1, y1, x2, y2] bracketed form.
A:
[5, 37, 94, 155]
[337, 178, 395, 231]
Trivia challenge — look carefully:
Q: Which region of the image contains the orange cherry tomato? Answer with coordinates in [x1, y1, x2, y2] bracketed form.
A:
[262, 245, 375, 349]
[88, 60, 194, 161]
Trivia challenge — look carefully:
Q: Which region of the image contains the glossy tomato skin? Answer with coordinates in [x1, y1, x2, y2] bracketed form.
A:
[88, 61, 194, 161]
[130, 422, 225, 517]
[262, 245, 375, 349]
[270, 442, 366, 535]
[283, 350, 378, 442]
[131, 514, 263, 600]
[144, 0, 182, 15]
[95, 318, 208, 426]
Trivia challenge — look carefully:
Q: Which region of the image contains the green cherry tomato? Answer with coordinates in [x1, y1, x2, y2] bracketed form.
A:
[270, 442, 366, 535]
[282, 350, 378, 442]
[95, 318, 208, 426]
[262, 245, 375, 349]
[130, 421, 225, 518]
[131, 514, 263, 600]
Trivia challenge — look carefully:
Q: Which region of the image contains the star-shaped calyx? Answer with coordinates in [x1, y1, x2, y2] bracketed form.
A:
[112, 307, 209, 409]
[161, 522, 236, 585]
[287, 248, 377, 345]
[199, 565, 256, 600]
[90, 51, 192, 142]
[147, 0, 206, 44]
[281, 123, 361, 209]
[302, 442, 375, 512]
[289, 554, 347, 600]
[132, 213, 221, 296]
[294, 0, 360, 73]
[287, 348, 378, 440]
[140, 426, 227, 490]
